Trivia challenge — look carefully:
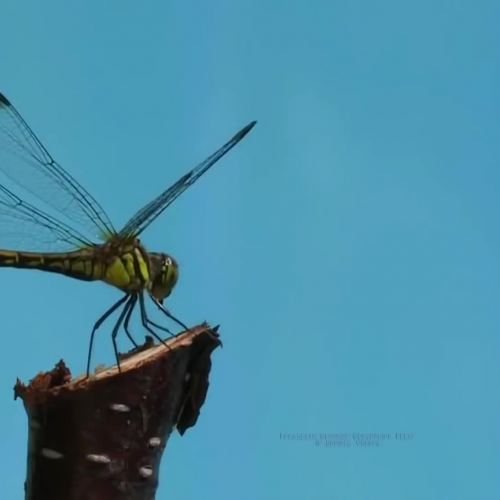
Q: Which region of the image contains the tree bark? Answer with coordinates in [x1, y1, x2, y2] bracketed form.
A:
[14, 323, 221, 500]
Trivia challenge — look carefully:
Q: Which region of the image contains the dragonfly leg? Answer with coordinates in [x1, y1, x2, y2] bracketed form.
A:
[110, 294, 137, 373]
[146, 317, 174, 336]
[86, 293, 130, 377]
[123, 294, 139, 348]
[149, 294, 189, 331]
[138, 292, 172, 353]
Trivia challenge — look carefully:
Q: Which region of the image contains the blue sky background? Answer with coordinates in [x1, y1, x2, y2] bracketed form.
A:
[1, 1, 499, 499]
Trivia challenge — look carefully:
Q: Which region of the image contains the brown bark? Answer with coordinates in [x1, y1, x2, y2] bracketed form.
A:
[14, 323, 221, 500]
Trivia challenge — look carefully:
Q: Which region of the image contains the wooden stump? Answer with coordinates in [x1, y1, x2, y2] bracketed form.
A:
[14, 324, 221, 500]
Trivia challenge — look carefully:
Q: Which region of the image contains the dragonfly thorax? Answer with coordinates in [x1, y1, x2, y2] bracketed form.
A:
[148, 252, 179, 302]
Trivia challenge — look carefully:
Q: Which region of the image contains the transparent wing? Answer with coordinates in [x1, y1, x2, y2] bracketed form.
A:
[119, 120, 257, 238]
[0, 92, 116, 246]
[0, 184, 95, 251]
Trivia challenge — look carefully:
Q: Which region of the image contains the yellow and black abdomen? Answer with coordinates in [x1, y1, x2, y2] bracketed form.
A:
[0, 249, 106, 283]
[0, 243, 152, 292]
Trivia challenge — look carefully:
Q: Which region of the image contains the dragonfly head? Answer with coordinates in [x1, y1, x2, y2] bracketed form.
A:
[149, 252, 179, 302]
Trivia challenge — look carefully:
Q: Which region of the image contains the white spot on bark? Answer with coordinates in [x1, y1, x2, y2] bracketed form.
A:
[139, 465, 154, 478]
[41, 448, 64, 459]
[87, 454, 111, 464]
[110, 403, 131, 412]
[148, 437, 161, 448]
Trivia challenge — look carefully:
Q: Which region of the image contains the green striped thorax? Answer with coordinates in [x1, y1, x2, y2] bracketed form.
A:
[148, 252, 179, 302]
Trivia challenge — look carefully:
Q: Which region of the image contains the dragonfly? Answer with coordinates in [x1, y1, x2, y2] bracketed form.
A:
[0, 91, 256, 376]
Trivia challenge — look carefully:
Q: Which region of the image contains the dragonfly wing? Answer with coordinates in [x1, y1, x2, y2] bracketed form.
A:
[119, 120, 257, 238]
[0, 184, 95, 251]
[0, 92, 116, 243]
